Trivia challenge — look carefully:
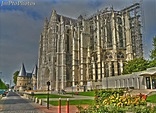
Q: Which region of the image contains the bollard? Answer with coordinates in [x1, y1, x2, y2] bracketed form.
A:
[36, 97, 39, 103]
[66, 98, 69, 113]
[35, 98, 37, 103]
[39, 99, 42, 105]
[58, 98, 61, 113]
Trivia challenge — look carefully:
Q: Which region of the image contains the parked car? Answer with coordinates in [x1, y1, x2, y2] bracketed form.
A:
[3, 91, 8, 96]
[0, 89, 8, 97]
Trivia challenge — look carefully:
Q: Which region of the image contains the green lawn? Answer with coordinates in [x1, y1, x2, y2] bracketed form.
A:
[67, 91, 95, 97]
[146, 94, 156, 103]
[34, 94, 72, 99]
[49, 99, 94, 106]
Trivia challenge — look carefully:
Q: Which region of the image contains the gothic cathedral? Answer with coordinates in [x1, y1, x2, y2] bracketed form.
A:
[37, 3, 143, 91]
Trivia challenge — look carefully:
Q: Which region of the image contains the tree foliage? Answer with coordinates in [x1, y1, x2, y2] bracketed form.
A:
[123, 36, 156, 74]
[13, 71, 19, 85]
[123, 58, 149, 74]
[148, 59, 156, 68]
[150, 36, 156, 60]
[0, 79, 7, 89]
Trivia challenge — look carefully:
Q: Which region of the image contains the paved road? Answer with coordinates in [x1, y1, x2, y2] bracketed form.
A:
[0, 91, 44, 113]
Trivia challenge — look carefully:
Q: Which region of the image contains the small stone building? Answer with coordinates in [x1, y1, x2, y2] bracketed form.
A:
[16, 63, 37, 91]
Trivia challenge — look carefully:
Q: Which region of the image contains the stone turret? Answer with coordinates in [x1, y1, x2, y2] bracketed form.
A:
[16, 63, 37, 91]
[32, 65, 37, 90]
[16, 63, 28, 91]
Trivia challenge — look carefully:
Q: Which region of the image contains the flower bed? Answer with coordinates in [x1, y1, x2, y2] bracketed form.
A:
[77, 89, 156, 113]
[103, 93, 146, 107]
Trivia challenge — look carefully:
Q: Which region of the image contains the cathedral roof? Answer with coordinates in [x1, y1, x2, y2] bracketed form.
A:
[57, 14, 77, 25]
[32, 65, 38, 76]
[18, 63, 27, 77]
[48, 9, 77, 26]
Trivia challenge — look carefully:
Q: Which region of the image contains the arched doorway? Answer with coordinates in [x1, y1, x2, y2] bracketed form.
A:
[43, 67, 50, 89]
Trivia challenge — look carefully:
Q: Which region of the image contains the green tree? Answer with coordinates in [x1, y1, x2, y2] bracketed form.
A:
[150, 36, 156, 60]
[13, 71, 19, 85]
[148, 36, 156, 68]
[148, 60, 156, 68]
[0, 79, 7, 89]
[123, 58, 149, 74]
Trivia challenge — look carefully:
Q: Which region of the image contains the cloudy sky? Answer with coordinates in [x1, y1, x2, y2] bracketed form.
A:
[0, 0, 156, 85]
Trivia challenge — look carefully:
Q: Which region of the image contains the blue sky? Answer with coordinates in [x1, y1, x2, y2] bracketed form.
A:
[0, 0, 156, 85]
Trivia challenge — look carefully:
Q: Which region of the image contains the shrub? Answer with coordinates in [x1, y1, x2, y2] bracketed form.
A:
[94, 89, 124, 105]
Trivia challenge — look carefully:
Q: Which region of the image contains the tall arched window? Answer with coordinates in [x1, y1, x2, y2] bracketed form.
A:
[117, 17, 124, 48]
[111, 62, 114, 76]
[118, 62, 121, 75]
[105, 63, 109, 77]
[107, 18, 112, 48]
[66, 29, 70, 52]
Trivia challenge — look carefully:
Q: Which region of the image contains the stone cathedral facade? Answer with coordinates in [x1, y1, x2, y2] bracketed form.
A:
[37, 3, 143, 91]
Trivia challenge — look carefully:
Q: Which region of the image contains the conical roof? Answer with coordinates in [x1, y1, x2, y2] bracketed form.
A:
[32, 65, 38, 76]
[18, 63, 27, 76]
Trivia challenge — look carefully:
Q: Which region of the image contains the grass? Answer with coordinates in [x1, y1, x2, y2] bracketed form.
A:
[67, 91, 95, 97]
[146, 94, 156, 103]
[49, 99, 94, 106]
[33, 94, 72, 99]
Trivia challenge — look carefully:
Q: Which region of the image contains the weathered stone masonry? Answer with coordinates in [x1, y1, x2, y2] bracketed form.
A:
[37, 3, 143, 91]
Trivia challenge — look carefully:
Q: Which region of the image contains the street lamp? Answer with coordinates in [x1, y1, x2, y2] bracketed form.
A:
[106, 71, 108, 89]
[105, 63, 108, 89]
[47, 81, 50, 109]
[72, 86, 73, 97]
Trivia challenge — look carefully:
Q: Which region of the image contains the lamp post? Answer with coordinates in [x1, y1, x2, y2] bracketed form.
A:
[47, 81, 50, 109]
[105, 63, 108, 89]
[72, 86, 73, 97]
[106, 71, 108, 89]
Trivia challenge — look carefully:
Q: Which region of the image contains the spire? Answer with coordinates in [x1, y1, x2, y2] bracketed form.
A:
[32, 65, 38, 76]
[18, 63, 27, 76]
[60, 15, 63, 23]
[49, 9, 57, 25]
[52, 9, 56, 16]
[43, 17, 48, 35]
[78, 15, 83, 20]
[44, 17, 48, 27]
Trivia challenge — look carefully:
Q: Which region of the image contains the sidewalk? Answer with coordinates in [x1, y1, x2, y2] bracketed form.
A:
[0, 105, 2, 111]
[31, 100, 88, 113]
[0, 96, 3, 111]
[34, 105, 88, 113]
[22, 94, 91, 113]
